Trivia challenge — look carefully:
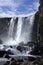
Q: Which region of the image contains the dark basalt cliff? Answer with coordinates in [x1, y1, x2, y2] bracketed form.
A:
[37, 0, 43, 44]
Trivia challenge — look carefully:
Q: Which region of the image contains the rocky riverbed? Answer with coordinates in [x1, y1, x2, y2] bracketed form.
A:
[0, 44, 42, 65]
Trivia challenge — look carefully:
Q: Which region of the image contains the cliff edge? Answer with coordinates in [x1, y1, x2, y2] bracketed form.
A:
[37, 0, 43, 44]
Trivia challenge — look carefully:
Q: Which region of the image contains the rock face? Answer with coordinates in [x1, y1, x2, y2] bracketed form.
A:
[32, 12, 39, 43]
[0, 18, 11, 35]
[36, 0, 43, 44]
[39, 0, 43, 16]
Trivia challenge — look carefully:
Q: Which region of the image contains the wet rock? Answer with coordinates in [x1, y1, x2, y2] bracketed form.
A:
[17, 46, 22, 52]
[0, 39, 3, 44]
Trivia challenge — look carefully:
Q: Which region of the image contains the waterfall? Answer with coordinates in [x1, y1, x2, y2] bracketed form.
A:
[29, 15, 35, 41]
[8, 18, 14, 38]
[3, 18, 16, 45]
[15, 17, 23, 42]
[20, 15, 35, 43]
[3, 14, 35, 45]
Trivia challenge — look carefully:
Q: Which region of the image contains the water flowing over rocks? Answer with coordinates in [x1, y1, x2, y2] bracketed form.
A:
[0, 0, 43, 65]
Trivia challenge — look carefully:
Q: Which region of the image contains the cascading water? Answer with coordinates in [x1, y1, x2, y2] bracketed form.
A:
[8, 18, 15, 38]
[20, 15, 35, 43]
[3, 14, 35, 45]
[15, 17, 23, 42]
